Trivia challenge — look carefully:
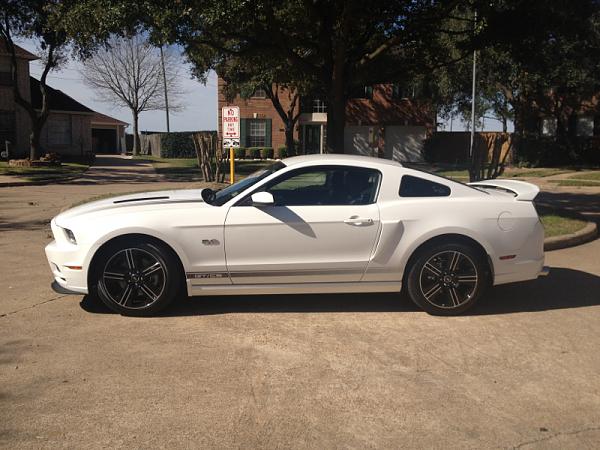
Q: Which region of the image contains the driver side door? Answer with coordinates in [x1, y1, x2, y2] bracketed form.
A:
[224, 165, 382, 284]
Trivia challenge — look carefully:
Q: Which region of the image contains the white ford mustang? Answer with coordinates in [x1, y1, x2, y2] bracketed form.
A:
[46, 154, 548, 316]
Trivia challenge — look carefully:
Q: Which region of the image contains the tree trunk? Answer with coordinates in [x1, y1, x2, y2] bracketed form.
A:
[264, 85, 299, 156]
[326, 87, 346, 154]
[29, 121, 42, 161]
[511, 102, 523, 164]
[132, 112, 140, 156]
[285, 125, 295, 155]
[325, 42, 347, 154]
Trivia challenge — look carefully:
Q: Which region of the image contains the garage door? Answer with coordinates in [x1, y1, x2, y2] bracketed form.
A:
[344, 126, 373, 156]
[384, 126, 427, 162]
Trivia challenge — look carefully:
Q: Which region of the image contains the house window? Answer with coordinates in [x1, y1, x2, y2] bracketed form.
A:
[47, 115, 72, 146]
[0, 111, 16, 145]
[0, 57, 12, 87]
[251, 88, 267, 99]
[248, 119, 266, 147]
[351, 85, 373, 99]
[541, 117, 557, 137]
[576, 116, 594, 137]
[392, 84, 402, 99]
[312, 99, 327, 113]
[392, 83, 421, 99]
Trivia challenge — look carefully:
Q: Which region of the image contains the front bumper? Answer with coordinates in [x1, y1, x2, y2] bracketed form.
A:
[45, 239, 88, 294]
[51, 280, 84, 295]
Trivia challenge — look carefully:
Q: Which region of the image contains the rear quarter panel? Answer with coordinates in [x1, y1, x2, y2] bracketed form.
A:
[364, 177, 543, 284]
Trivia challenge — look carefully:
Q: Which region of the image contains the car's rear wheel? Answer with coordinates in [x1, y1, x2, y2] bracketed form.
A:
[93, 240, 181, 316]
[406, 242, 489, 315]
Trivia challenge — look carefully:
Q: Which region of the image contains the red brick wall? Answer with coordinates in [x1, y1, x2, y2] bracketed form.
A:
[218, 79, 299, 149]
[217, 79, 436, 148]
[346, 84, 435, 131]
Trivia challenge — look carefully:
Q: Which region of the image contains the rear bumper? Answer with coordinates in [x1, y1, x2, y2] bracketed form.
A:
[45, 240, 88, 294]
[493, 256, 546, 285]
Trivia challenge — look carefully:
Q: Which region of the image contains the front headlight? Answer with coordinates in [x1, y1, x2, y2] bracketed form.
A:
[62, 227, 77, 245]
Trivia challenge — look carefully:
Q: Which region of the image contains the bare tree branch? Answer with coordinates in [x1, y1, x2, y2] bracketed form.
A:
[80, 35, 186, 154]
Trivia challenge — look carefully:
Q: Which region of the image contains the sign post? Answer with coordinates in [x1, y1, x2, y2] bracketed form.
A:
[222, 106, 240, 184]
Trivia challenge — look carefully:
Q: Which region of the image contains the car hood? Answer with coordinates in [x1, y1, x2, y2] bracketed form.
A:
[55, 189, 208, 226]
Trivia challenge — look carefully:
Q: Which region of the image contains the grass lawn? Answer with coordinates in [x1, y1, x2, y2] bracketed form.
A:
[504, 168, 571, 178]
[548, 179, 600, 187]
[539, 212, 588, 237]
[434, 167, 573, 180]
[0, 160, 90, 182]
[435, 169, 470, 179]
[138, 156, 272, 182]
[568, 171, 600, 181]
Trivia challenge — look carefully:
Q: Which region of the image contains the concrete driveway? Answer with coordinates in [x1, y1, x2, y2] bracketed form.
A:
[1, 156, 600, 449]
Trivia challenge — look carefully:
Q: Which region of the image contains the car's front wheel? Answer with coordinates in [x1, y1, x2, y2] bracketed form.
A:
[406, 242, 490, 315]
[92, 239, 182, 316]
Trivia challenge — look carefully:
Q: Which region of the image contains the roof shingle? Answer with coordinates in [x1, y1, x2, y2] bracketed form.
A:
[30, 77, 94, 113]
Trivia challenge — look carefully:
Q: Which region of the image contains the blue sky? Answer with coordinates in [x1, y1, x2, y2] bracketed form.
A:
[18, 39, 218, 132]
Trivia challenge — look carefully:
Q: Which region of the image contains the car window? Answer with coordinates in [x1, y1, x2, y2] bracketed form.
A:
[399, 175, 451, 197]
[212, 161, 285, 206]
[252, 166, 381, 206]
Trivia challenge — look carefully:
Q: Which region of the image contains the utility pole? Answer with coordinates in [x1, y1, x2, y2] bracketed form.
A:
[469, 11, 477, 159]
[159, 45, 170, 133]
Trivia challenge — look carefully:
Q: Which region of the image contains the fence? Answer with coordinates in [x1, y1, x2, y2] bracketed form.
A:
[424, 132, 512, 165]
[127, 131, 218, 158]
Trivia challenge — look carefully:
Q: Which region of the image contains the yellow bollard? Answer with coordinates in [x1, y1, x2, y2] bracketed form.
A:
[229, 147, 235, 184]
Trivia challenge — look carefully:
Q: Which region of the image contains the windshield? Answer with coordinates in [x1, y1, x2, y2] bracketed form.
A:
[212, 161, 286, 206]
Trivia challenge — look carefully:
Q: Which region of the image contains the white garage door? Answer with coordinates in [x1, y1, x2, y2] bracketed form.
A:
[384, 126, 427, 162]
[344, 126, 373, 157]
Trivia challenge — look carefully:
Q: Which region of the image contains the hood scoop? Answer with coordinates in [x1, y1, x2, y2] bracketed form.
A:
[113, 196, 170, 204]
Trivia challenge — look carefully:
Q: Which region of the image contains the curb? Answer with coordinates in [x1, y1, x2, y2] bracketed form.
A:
[544, 220, 598, 251]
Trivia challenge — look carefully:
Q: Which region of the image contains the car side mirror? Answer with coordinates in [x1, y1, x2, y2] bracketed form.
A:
[251, 191, 274, 206]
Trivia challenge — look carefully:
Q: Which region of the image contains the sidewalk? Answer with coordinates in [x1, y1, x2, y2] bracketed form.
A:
[0, 155, 161, 187]
[70, 155, 161, 185]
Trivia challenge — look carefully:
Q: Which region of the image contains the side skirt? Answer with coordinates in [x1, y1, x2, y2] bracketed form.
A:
[188, 281, 402, 297]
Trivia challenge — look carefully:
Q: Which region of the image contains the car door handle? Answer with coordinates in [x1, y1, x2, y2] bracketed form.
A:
[344, 216, 374, 226]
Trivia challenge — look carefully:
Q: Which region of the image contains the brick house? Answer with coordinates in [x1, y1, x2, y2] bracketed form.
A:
[1, 42, 126, 157]
[217, 78, 436, 162]
[0, 43, 36, 155]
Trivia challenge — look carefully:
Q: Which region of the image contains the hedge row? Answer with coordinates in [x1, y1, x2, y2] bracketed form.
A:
[159, 131, 218, 158]
[232, 146, 297, 160]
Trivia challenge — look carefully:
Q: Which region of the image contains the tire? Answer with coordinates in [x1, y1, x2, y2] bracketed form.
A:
[406, 242, 490, 315]
[91, 239, 182, 317]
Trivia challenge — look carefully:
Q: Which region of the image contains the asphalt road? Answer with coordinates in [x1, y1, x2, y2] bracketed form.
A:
[1, 157, 600, 449]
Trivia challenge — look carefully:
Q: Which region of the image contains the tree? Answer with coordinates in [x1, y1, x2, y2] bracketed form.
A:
[213, 55, 316, 154]
[157, 0, 471, 154]
[80, 35, 183, 155]
[0, 0, 68, 160]
[430, 0, 600, 179]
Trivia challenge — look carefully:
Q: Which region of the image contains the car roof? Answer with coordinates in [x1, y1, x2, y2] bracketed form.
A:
[282, 154, 404, 168]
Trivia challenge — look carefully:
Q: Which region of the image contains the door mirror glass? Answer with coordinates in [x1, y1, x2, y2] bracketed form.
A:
[251, 191, 275, 206]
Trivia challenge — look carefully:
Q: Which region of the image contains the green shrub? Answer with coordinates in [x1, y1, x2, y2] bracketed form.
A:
[277, 145, 298, 159]
[158, 131, 218, 158]
[160, 132, 194, 158]
[260, 147, 274, 159]
[248, 147, 261, 159]
[234, 147, 246, 159]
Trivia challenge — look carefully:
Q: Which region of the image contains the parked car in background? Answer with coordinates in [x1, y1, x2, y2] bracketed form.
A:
[46, 155, 548, 316]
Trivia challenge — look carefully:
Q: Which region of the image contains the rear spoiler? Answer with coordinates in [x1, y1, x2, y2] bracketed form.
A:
[468, 179, 540, 201]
